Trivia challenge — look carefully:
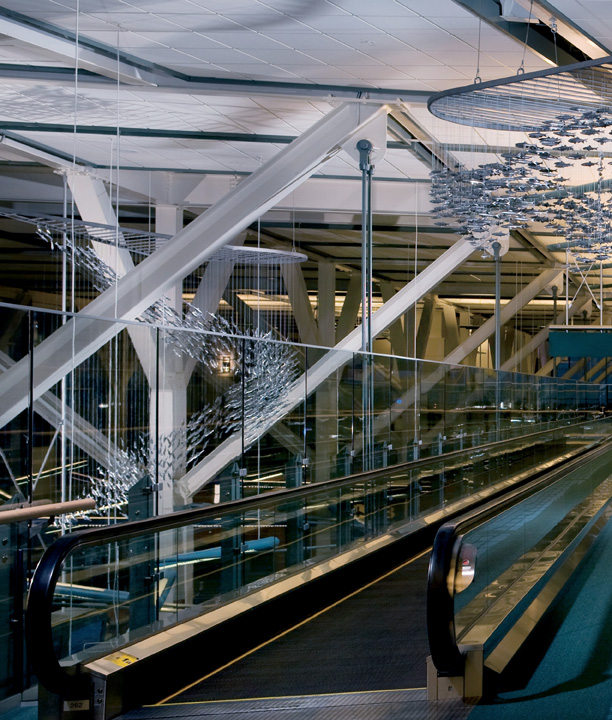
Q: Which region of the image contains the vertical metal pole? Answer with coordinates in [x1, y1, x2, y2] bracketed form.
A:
[552, 285, 558, 379]
[601, 260, 604, 325]
[492, 242, 501, 440]
[358, 139, 374, 354]
[493, 241, 501, 371]
[357, 139, 374, 471]
[565, 257, 569, 325]
[367, 158, 373, 352]
[155, 327, 160, 517]
[27, 312, 34, 589]
[241, 337, 246, 494]
[303, 346, 308, 475]
[61, 176, 68, 510]
[27, 311, 34, 504]
[367, 153, 374, 468]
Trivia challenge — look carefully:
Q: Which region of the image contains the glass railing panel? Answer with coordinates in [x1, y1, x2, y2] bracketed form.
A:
[37, 415, 612, 675]
[389, 356, 418, 463]
[465, 366, 487, 447]
[351, 353, 366, 473]
[304, 347, 352, 485]
[419, 360, 447, 458]
[336, 353, 357, 477]
[6, 305, 612, 707]
[0, 520, 29, 703]
[2, 303, 611, 524]
[459, 366, 483, 449]
[371, 353, 392, 469]
[443, 365, 467, 453]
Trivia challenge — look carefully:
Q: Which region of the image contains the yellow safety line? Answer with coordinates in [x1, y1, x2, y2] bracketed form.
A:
[156, 686, 427, 706]
[156, 547, 430, 705]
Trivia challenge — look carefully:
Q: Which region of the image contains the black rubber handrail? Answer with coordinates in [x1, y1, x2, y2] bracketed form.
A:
[26, 414, 601, 695]
[426, 435, 612, 677]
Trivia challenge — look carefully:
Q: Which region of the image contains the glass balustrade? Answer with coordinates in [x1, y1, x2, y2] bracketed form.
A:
[0, 302, 611, 704]
[28, 414, 612, 676]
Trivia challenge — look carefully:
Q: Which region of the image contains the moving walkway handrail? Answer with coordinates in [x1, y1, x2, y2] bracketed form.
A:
[27, 416, 601, 696]
[426, 437, 612, 678]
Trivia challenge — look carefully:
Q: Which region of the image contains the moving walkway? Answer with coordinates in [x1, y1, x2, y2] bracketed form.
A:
[26, 416, 612, 720]
[427, 429, 612, 708]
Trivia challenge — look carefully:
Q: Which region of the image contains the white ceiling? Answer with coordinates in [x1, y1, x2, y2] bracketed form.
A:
[0, 0, 607, 278]
[0, 0, 550, 87]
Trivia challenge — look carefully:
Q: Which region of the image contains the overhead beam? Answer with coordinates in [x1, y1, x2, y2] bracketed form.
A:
[0, 67, 431, 105]
[0, 12, 153, 85]
[0, 102, 390, 431]
[175, 237, 477, 500]
[454, 0, 591, 65]
[510, 0, 610, 58]
[0, 122, 437, 151]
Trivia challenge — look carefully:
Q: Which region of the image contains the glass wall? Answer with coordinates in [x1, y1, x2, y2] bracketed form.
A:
[0, 302, 610, 705]
[0, 304, 608, 520]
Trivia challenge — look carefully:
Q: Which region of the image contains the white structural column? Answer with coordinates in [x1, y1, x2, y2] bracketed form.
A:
[501, 295, 590, 373]
[281, 264, 323, 346]
[315, 262, 337, 481]
[175, 236, 476, 500]
[153, 205, 187, 515]
[380, 281, 407, 356]
[0, 102, 389, 431]
[183, 232, 246, 381]
[318, 262, 336, 347]
[441, 304, 460, 356]
[561, 358, 586, 379]
[416, 295, 437, 358]
[593, 362, 612, 384]
[583, 357, 607, 381]
[336, 273, 362, 342]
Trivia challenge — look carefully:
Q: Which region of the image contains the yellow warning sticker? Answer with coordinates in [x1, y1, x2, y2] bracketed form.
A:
[108, 652, 138, 667]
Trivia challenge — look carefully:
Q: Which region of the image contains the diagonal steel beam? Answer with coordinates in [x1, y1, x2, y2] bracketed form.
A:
[0, 12, 154, 85]
[368, 268, 563, 439]
[66, 172, 157, 385]
[0, 103, 390, 431]
[0, 350, 117, 468]
[175, 237, 476, 501]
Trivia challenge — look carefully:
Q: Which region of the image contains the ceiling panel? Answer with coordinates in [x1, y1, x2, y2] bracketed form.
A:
[0, 0, 549, 88]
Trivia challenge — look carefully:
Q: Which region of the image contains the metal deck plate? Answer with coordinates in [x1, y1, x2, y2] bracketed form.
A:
[121, 690, 475, 720]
